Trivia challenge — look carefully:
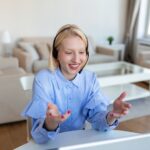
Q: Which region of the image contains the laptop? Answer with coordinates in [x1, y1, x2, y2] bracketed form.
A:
[49, 133, 150, 150]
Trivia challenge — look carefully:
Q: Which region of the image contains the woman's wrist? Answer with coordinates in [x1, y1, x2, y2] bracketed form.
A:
[106, 111, 117, 126]
[43, 119, 59, 131]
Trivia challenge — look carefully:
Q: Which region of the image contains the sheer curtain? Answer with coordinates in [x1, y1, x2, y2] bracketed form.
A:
[124, 0, 141, 63]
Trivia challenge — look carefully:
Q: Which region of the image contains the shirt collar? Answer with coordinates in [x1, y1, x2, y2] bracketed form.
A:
[71, 73, 81, 88]
[55, 68, 81, 89]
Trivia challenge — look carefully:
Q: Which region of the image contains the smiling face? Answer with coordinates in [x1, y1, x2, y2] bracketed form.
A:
[57, 35, 88, 80]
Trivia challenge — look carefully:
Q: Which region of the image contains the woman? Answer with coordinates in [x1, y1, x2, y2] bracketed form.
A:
[22, 24, 131, 144]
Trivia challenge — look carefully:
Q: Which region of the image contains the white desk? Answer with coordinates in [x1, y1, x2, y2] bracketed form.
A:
[15, 130, 137, 150]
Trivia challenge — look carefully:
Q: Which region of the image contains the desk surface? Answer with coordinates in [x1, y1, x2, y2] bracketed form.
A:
[15, 130, 137, 150]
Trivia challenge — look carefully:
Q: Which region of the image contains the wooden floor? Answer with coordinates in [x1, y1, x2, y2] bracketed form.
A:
[1, 82, 150, 150]
[0, 121, 27, 150]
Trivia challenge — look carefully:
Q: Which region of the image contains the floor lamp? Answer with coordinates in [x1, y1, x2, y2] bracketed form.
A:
[1, 31, 12, 57]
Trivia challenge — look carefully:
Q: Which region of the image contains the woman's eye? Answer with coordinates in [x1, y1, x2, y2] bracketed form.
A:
[65, 51, 72, 54]
[79, 51, 85, 54]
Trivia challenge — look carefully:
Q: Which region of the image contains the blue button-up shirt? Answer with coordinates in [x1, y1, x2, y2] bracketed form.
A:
[22, 68, 118, 144]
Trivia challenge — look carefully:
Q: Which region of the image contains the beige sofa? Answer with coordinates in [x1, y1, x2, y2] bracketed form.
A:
[0, 57, 31, 124]
[13, 37, 118, 73]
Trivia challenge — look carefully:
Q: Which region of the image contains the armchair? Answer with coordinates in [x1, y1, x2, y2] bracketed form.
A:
[0, 56, 18, 69]
[0, 57, 31, 124]
[137, 51, 150, 68]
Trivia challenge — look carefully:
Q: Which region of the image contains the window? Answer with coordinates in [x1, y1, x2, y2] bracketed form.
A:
[147, 14, 150, 36]
[145, 0, 150, 37]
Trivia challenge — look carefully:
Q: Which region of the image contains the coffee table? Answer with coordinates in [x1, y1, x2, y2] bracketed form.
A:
[86, 61, 150, 99]
[86, 61, 150, 86]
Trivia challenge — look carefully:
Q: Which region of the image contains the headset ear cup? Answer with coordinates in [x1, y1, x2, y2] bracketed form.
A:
[53, 48, 58, 59]
[84, 35, 89, 56]
[52, 37, 58, 59]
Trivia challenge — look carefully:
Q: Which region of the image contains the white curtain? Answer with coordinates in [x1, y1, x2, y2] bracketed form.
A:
[124, 0, 141, 63]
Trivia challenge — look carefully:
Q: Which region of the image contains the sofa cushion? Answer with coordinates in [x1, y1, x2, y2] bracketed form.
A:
[33, 59, 49, 73]
[20, 37, 53, 52]
[0, 57, 18, 69]
[34, 43, 50, 60]
[0, 67, 25, 76]
[18, 42, 39, 61]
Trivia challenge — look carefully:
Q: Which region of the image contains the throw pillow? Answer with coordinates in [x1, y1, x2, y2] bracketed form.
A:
[18, 42, 39, 61]
[34, 43, 50, 60]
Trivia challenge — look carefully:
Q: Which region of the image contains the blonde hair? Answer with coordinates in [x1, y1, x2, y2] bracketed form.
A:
[48, 24, 89, 71]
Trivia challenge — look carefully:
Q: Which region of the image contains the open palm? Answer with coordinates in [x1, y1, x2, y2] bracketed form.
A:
[111, 92, 132, 118]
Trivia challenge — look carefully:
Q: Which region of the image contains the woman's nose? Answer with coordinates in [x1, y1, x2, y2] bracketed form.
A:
[72, 53, 79, 62]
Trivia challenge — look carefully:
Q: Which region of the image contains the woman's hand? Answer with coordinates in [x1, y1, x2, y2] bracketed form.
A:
[44, 102, 71, 131]
[107, 92, 132, 125]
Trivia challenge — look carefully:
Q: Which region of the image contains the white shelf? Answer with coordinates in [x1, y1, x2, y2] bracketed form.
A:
[98, 43, 125, 60]
[102, 83, 150, 103]
[98, 43, 125, 51]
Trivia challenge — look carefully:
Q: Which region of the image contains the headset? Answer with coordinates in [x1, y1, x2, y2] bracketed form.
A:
[52, 25, 89, 73]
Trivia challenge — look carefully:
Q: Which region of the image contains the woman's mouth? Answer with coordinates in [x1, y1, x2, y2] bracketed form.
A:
[68, 64, 80, 70]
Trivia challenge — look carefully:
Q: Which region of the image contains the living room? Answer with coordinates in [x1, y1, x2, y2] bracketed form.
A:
[1, 0, 150, 150]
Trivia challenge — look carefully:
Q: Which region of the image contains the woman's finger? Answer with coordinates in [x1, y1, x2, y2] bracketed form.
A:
[115, 92, 127, 102]
[112, 107, 130, 118]
[48, 109, 59, 116]
[122, 110, 129, 115]
[49, 110, 71, 123]
[47, 102, 60, 117]
[123, 102, 132, 109]
[48, 102, 57, 110]
[60, 110, 72, 122]
[118, 102, 132, 112]
[46, 111, 62, 122]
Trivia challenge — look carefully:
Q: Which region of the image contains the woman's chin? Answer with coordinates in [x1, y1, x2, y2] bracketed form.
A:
[67, 69, 78, 77]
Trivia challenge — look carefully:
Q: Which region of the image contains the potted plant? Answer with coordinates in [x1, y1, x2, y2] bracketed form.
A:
[107, 36, 114, 45]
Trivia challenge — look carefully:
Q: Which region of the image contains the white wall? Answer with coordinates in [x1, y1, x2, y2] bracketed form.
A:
[0, 0, 128, 44]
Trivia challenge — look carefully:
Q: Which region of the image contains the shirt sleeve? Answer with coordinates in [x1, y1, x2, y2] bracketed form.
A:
[82, 74, 119, 132]
[21, 71, 59, 143]
[31, 118, 60, 144]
